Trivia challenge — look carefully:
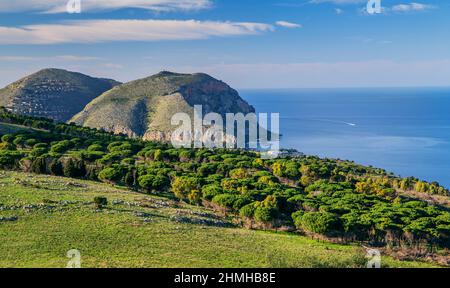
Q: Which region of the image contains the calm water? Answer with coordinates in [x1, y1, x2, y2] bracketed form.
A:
[241, 88, 450, 188]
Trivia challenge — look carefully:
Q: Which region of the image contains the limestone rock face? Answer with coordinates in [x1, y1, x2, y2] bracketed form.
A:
[70, 71, 255, 141]
[0, 68, 120, 122]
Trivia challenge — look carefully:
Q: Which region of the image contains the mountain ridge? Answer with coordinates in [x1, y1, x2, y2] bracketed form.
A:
[0, 68, 120, 122]
[70, 71, 255, 141]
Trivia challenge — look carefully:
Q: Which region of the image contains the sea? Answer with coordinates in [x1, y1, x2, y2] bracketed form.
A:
[241, 88, 450, 188]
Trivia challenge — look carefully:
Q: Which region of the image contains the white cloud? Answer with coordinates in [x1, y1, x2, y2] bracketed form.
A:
[0, 19, 274, 45]
[0, 55, 101, 61]
[335, 8, 344, 14]
[0, 0, 211, 13]
[275, 21, 302, 28]
[309, 0, 366, 4]
[391, 2, 435, 12]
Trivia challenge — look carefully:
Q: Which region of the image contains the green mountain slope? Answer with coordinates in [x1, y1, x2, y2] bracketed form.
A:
[0, 68, 120, 122]
[69, 71, 255, 140]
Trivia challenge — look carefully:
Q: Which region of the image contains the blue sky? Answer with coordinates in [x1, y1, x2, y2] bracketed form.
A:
[0, 0, 449, 88]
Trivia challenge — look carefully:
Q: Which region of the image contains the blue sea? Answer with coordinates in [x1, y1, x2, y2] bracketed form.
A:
[241, 88, 450, 188]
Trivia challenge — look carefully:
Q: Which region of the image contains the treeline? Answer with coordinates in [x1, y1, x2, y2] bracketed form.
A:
[0, 108, 449, 251]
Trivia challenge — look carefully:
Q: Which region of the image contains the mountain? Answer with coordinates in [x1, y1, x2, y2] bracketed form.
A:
[0, 68, 120, 122]
[70, 71, 255, 141]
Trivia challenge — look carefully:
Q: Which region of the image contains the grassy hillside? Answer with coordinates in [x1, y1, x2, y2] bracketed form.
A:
[69, 71, 255, 140]
[0, 171, 436, 268]
[0, 109, 449, 267]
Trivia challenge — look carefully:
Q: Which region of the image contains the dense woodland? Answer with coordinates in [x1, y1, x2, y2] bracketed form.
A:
[0, 107, 449, 252]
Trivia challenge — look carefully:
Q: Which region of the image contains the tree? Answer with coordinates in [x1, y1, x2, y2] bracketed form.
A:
[31, 157, 47, 174]
[1, 134, 14, 143]
[296, 212, 341, 235]
[98, 167, 121, 184]
[211, 193, 238, 208]
[240, 203, 257, 218]
[49, 159, 63, 176]
[138, 174, 169, 192]
[201, 184, 223, 201]
[63, 158, 86, 178]
[254, 206, 277, 223]
[171, 176, 200, 200]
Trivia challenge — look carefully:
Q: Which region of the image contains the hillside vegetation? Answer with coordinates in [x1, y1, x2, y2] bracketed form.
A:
[0, 68, 120, 122]
[0, 171, 436, 268]
[0, 108, 449, 266]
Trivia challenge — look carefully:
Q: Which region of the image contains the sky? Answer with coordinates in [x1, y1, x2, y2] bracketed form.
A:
[0, 0, 449, 89]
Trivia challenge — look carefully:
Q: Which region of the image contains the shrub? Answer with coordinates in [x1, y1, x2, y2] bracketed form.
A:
[188, 189, 202, 204]
[87, 144, 103, 152]
[98, 167, 121, 183]
[63, 158, 86, 178]
[171, 176, 200, 200]
[138, 174, 169, 192]
[1, 134, 14, 143]
[0, 150, 23, 169]
[33, 143, 48, 149]
[13, 136, 26, 147]
[94, 197, 108, 209]
[240, 203, 257, 218]
[296, 212, 341, 235]
[49, 159, 63, 176]
[254, 206, 277, 223]
[50, 140, 71, 153]
[30, 147, 47, 157]
[0, 142, 15, 150]
[201, 184, 223, 201]
[31, 157, 47, 174]
[212, 193, 238, 208]
[25, 139, 38, 148]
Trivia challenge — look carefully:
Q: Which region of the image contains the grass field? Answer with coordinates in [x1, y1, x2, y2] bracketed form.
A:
[0, 171, 437, 268]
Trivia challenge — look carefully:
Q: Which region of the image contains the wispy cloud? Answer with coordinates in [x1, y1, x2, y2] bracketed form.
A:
[0, 20, 274, 45]
[309, 0, 366, 4]
[391, 2, 435, 13]
[0, 55, 102, 61]
[275, 21, 302, 28]
[0, 0, 211, 13]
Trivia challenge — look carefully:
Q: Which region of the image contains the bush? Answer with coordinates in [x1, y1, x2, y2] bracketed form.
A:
[87, 144, 103, 152]
[30, 147, 47, 157]
[25, 139, 38, 148]
[239, 203, 257, 218]
[98, 167, 121, 183]
[138, 174, 169, 192]
[31, 157, 47, 174]
[63, 158, 86, 178]
[50, 140, 71, 153]
[0, 150, 23, 169]
[94, 197, 108, 209]
[254, 206, 277, 223]
[201, 184, 223, 201]
[49, 159, 63, 176]
[171, 176, 200, 200]
[296, 212, 341, 235]
[212, 193, 238, 208]
[1, 134, 14, 143]
[13, 136, 26, 147]
[0, 142, 15, 150]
